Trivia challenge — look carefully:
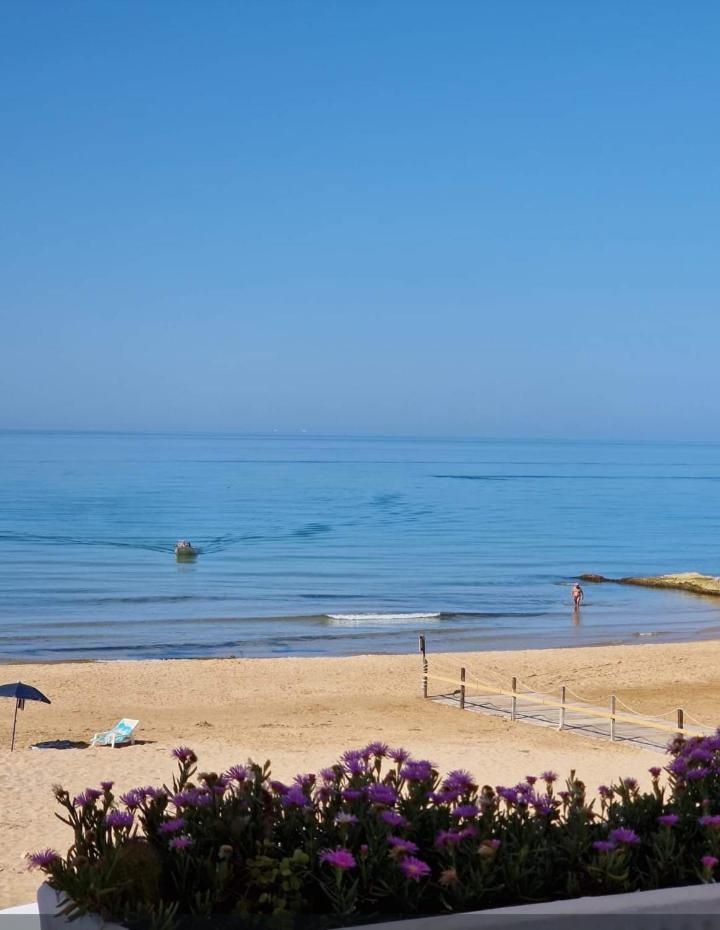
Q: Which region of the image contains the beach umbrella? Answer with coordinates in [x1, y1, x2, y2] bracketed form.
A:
[0, 682, 51, 751]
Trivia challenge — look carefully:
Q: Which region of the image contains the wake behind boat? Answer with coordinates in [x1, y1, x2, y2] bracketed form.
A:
[174, 540, 198, 561]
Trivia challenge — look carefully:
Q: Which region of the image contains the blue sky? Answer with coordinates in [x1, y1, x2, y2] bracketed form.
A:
[2, 1, 719, 438]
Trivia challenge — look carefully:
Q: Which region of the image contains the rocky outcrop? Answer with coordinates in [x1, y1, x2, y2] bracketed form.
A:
[579, 572, 720, 596]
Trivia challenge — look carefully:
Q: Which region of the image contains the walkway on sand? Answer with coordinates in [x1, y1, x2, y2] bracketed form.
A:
[420, 638, 714, 753]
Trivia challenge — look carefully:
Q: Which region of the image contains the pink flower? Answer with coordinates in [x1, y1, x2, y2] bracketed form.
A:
[702, 855, 719, 870]
[319, 848, 356, 870]
[399, 856, 431, 882]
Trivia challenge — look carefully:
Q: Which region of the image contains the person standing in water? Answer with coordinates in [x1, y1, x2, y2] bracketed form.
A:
[572, 583, 584, 609]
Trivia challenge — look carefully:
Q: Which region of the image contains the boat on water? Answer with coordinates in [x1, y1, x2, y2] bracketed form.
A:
[174, 540, 198, 560]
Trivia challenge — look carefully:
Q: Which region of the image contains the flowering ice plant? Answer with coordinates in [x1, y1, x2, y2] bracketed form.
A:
[29, 731, 720, 927]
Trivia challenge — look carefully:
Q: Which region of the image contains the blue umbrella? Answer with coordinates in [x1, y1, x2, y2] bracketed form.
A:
[0, 682, 51, 751]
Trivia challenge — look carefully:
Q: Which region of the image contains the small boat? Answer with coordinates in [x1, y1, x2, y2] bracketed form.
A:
[174, 540, 198, 561]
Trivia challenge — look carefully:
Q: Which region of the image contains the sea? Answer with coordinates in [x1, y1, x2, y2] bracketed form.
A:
[2, 431, 720, 662]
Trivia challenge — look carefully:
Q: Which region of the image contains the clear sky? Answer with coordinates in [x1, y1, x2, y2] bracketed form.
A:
[2, 1, 719, 438]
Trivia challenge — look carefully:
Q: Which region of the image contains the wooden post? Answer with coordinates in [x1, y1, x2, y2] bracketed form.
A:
[460, 667, 466, 710]
[419, 634, 428, 698]
[610, 695, 616, 741]
[10, 699, 19, 753]
[677, 708, 684, 734]
[558, 685, 566, 731]
[511, 676, 517, 721]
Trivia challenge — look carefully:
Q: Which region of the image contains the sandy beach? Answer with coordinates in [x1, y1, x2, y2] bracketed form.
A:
[2, 639, 720, 907]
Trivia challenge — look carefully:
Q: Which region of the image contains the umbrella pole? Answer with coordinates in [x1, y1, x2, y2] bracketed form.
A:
[10, 699, 18, 752]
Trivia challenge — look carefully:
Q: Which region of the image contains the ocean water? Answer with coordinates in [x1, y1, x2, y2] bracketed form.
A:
[2, 431, 720, 661]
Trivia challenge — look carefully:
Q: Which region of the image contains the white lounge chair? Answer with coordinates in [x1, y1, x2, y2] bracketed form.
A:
[90, 718, 139, 748]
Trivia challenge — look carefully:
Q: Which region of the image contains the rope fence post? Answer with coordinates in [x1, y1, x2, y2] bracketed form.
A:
[677, 708, 684, 735]
[419, 634, 428, 698]
[610, 695, 616, 741]
[558, 685, 566, 731]
[460, 667, 466, 710]
[511, 676, 517, 721]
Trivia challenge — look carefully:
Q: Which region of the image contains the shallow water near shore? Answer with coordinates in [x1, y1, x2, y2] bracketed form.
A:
[2, 431, 720, 661]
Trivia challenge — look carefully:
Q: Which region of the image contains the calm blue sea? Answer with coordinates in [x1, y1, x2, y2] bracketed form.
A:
[2, 431, 720, 661]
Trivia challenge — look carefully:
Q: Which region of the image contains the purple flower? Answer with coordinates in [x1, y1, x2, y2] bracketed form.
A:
[171, 746, 196, 763]
[26, 849, 59, 870]
[159, 818, 187, 834]
[533, 800, 556, 817]
[169, 835, 193, 850]
[598, 785, 613, 799]
[434, 829, 463, 848]
[541, 771, 558, 783]
[558, 791, 570, 802]
[335, 812, 358, 825]
[669, 758, 688, 776]
[320, 767, 338, 783]
[319, 848, 356, 870]
[621, 777, 638, 791]
[525, 775, 538, 786]
[73, 788, 102, 808]
[270, 780, 289, 795]
[608, 828, 640, 846]
[389, 747, 410, 763]
[702, 855, 719, 870]
[658, 814, 680, 827]
[294, 773, 316, 788]
[444, 770, 476, 792]
[429, 788, 462, 804]
[400, 760, 434, 782]
[649, 767, 662, 779]
[687, 767, 711, 781]
[225, 765, 248, 783]
[105, 811, 134, 829]
[399, 856, 431, 882]
[388, 836, 419, 855]
[120, 790, 141, 809]
[381, 810, 408, 827]
[593, 841, 616, 853]
[282, 786, 310, 808]
[101, 781, 114, 791]
[365, 741, 389, 757]
[690, 748, 714, 763]
[496, 787, 519, 805]
[452, 804, 480, 819]
[699, 815, 720, 829]
[342, 788, 363, 801]
[367, 783, 397, 806]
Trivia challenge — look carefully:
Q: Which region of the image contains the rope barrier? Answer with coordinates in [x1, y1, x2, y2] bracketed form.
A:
[424, 670, 708, 738]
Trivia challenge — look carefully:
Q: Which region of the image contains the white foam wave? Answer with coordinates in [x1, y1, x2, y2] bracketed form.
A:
[326, 612, 441, 624]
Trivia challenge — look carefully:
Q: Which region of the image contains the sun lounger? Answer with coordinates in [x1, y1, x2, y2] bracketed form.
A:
[90, 718, 139, 748]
